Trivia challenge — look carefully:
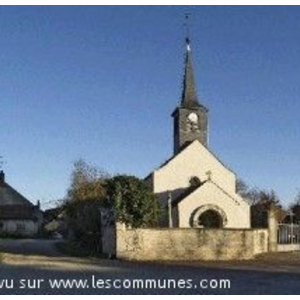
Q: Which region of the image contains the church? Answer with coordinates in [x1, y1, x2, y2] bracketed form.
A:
[145, 38, 250, 229]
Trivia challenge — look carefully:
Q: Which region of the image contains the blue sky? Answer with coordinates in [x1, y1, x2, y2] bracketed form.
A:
[0, 6, 300, 208]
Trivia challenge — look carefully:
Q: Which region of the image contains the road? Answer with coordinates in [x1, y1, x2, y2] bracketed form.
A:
[0, 239, 300, 295]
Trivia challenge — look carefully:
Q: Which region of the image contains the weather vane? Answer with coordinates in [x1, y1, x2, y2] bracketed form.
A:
[184, 12, 191, 43]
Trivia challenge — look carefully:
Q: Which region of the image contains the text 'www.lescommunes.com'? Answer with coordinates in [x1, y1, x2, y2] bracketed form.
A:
[0, 276, 231, 291]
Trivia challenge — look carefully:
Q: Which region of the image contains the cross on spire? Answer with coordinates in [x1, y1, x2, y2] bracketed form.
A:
[184, 13, 191, 48]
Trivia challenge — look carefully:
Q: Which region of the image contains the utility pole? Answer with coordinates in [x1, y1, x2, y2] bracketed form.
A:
[168, 191, 173, 228]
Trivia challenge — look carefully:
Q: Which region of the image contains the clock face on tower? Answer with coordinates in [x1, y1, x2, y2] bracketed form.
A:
[186, 112, 199, 132]
[187, 112, 198, 124]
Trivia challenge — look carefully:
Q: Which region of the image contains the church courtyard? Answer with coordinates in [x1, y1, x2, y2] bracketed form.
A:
[0, 239, 300, 294]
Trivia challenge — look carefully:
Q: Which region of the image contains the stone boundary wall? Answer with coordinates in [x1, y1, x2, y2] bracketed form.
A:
[115, 227, 269, 261]
[253, 229, 269, 255]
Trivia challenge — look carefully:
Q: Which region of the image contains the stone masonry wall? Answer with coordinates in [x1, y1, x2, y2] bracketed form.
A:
[116, 227, 269, 261]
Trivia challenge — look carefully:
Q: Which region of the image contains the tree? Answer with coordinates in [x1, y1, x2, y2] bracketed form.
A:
[289, 191, 300, 223]
[66, 159, 109, 203]
[250, 189, 283, 228]
[63, 160, 109, 252]
[236, 178, 249, 198]
[236, 178, 283, 227]
[236, 178, 281, 205]
[236, 178, 261, 205]
[106, 175, 160, 228]
[292, 191, 300, 206]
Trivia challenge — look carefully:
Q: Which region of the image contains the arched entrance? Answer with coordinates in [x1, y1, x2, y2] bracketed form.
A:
[198, 209, 223, 228]
[191, 205, 227, 228]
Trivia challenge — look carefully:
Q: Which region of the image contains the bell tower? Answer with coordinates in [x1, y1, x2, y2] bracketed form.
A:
[172, 37, 208, 155]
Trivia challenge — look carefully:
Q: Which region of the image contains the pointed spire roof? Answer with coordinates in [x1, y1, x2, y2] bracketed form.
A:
[180, 38, 201, 109]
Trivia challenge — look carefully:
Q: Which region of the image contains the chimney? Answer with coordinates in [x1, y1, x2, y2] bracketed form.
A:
[0, 171, 5, 184]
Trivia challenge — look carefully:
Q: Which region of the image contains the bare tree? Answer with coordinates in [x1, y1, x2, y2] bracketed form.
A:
[236, 178, 283, 227]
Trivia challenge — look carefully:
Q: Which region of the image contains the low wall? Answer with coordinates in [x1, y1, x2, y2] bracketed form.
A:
[253, 229, 269, 255]
[116, 227, 269, 261]
[277, 244, 300, 252]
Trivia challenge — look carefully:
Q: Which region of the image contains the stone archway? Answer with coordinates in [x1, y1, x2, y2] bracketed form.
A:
[191, 205, 227, 228]
[198, 209, 223, 228]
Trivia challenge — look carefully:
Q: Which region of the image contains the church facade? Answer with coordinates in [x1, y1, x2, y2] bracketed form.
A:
[146, 38, 250, 229]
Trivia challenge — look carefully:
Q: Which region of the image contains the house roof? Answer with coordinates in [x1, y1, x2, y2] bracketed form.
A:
[0, 181, 33, 207]
[0, 205, 38, 221]
[0, 171, 40, 221]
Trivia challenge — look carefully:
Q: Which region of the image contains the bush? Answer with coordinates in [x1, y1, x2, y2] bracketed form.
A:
[106, 175, 160, 228]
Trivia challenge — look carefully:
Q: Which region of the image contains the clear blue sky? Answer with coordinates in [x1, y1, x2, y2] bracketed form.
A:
[1, 6, 300, 209]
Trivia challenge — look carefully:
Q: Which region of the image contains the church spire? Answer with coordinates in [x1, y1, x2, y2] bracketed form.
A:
[172, 17, 208, 154]
[181, 37, 200, 108]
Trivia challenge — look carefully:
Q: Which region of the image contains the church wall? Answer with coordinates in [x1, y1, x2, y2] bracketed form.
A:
[153, 141, 237, 208]
[115, 226, 269, 261]
[178, 182, 250, 228]
[0, 220, 39, 237]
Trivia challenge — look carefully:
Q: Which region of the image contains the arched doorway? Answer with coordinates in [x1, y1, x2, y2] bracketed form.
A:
[198, 209, 223, 228]
[191, 205, 227, 228]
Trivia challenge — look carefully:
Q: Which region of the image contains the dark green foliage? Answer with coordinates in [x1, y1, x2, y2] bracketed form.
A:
[106, 175, 160, 228]
[65, 199, 103, 253]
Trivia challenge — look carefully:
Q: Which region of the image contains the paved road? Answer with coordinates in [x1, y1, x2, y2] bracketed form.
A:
[0, 239, 61, 256]
[0, 239, 300, 295]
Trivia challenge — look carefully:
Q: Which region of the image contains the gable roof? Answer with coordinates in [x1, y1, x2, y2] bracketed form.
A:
[145, 140, 235, 179]
[172, 179, 242, 207]
[171, 180, 208, 207]
[0, 172, 40, 221]
[0, 181, 33, 207]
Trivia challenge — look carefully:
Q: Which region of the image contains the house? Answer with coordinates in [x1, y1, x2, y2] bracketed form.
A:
[0, 171, 43, 237]
[145, 38, 250, 229]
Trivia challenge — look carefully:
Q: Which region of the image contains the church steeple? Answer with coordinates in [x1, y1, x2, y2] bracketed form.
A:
[181, 38, 200, 108]
[172, 35, 209, 155]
